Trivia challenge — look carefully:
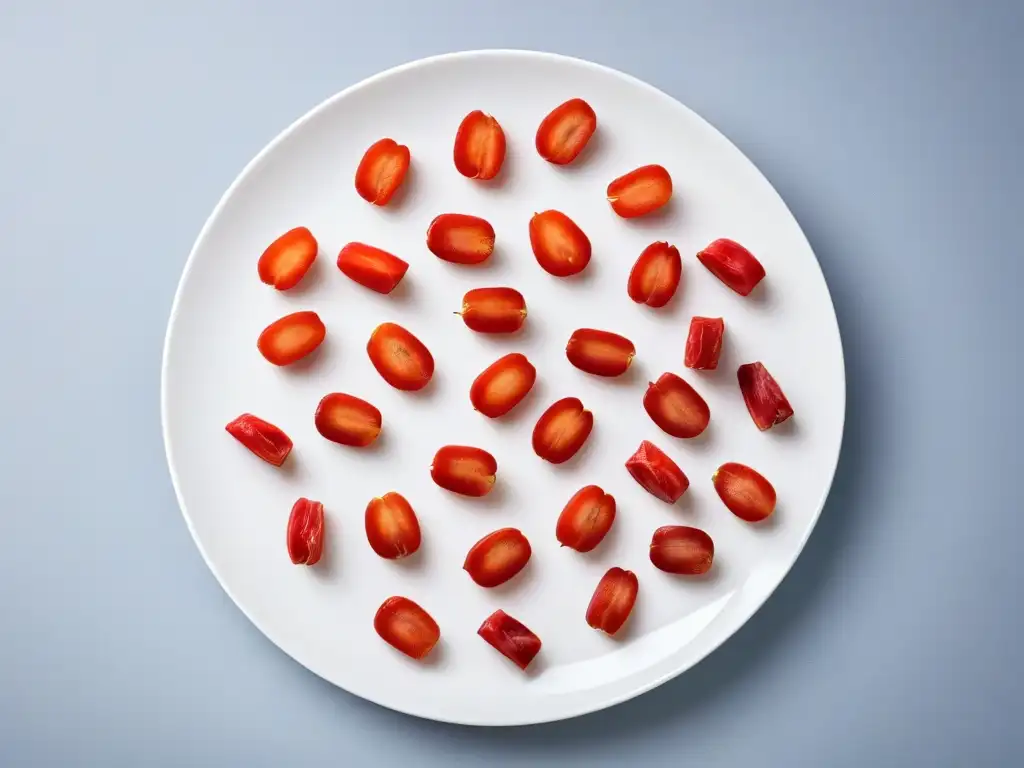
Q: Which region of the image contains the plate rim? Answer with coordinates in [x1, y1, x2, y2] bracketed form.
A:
[161, 48, 846, 726]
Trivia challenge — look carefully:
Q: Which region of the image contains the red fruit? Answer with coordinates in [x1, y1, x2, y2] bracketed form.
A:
[258, 227, 318, 290]
[643, 373, 711, 438]
[464, 528, 532, 588]
[627, 241, 682, 308]
[566, 328, 635, 377]
[225, 413, 293, 467]
[430, 445, 497, 497]
[314, 393, 381, 447]
[625, 440, 689, 503]
[426, 213, 495, 265]
[532, 397, 594, 464]
[556, 485, 616, 552]
[607, 164, 672, 218]
[365, 492, 422, 559]
[696, 238, 766, 296]
[453, 110, 506, 180]
[535, 98, 597, 165]
[684, 317, 725, 370]
[355, 138, 410, 206]
[649, 526, 714, 575]
[287, 497, 324, 566]
[469, 353, 537, 418]
[529, 210, 592, 277]
[737, 362, 794, 430]
[366, 323, 434, 391]
[458, 287, 527, 334]
[257, 311, 326, 366]
[713, 462, 777, 522]
[374, 596, 440, 660]
[477, 609, 541, 670]
[586, 567, 638, 635]
[336, 242, 408, 294]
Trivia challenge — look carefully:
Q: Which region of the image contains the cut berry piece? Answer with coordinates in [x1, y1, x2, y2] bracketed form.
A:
[586, 567, 638, 635]
[627, 241, 682, 308]
[532, 397, 594, 464]
[737, 362, 793, 430]
[336, 242, 408, 294]
[458, 287, 527, 334]
[374, 596, 440, 660]
[463, 528, 532, 588]
[643, 373, 711, 439]
[535, 98, 597, 165]
[258, 226, 318, 290]
[314, 393, 381, 447]
[477, 609, 541, 670]
[566, 328, 635, 377]
[529, 210, 591, 277]
[366, 322, 434, 391]
[713, 462, 777, 522]
[430, 445, 497, 497]
[556, 485, 616, 553]
[684, 317, 725, 370]
[225, 413, 293, 467]
[453, 110, 506, 180]
[257, 311, 326, 366]
[365, 492, 422, 559]
[696, 238, 766, 296]
[287, 497, 324, 566]
[607, 164, 672, 218]
[426, 213, 495, 265]
[469, 353, 537, 418]
[649, 526, 714, 575]
[355, 138, 410, 206]
[625, 440, 689, 503]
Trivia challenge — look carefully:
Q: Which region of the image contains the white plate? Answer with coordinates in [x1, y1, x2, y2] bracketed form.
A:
[162, 50, 845, 726]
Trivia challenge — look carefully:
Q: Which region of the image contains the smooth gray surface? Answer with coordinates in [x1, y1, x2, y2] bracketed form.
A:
[1, 1, 1020, 765]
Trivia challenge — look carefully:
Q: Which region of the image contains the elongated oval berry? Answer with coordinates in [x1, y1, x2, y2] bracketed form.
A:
[430, 445, 497, 497]
[643, 373, 710, 438]
[737, 362, 793, 430]
[586, 567, 638, 635]
[258, 227, 318, 290]
[355, 138, 410, 206]
[566, 328, 635, 377]
[287, 497, 324, 566]
[478, 609, 541, 671]
[556, 485, 616, 552]
[314, 393, 381, 447]
[530, 210, 592, 276]
[427, 213, 495, 265]
[532, 397, 593, 464]
[458, 287, 527, 334]
[696, 238, 766, 296]
[713, 462, 777, 522]
[535, 98, 597, 165]
[625, 440, 689, 503]
[337, 242, 408, 294]
[628, 241, 682, 307]
[454, 110, 506, 180]
[374, 596, 440, 660]
[365, 492, 422, 559]
[649, 526, 714, 575]
[225, 413, 293, 466]
[464, 528, 532, 588]
[470, 353, 537, 418]
[685, 317, 725, 370]
[607, 164, 672, 218]
[366, 322, 434, 391]
[257, 311, 326, 366]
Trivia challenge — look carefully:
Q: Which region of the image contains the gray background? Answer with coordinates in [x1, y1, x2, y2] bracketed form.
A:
[1, 1, 1020, 765]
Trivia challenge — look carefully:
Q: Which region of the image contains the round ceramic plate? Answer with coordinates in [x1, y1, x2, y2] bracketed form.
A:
[162, 50, 844, 726]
